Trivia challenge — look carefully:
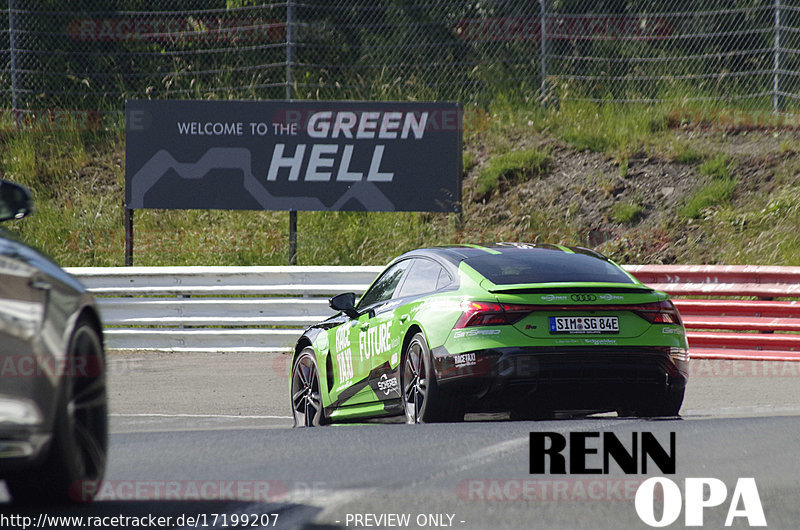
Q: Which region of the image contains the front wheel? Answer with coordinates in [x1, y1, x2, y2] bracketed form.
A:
[291, 349, 328, 427]
[6, 321, 108, 504]
[401, 333, 463, 424]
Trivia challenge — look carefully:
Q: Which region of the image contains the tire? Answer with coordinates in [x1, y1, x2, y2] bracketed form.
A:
[291, 349, 328, 427]
[401, 333, 463, 424]
[6, 321, 108, 504]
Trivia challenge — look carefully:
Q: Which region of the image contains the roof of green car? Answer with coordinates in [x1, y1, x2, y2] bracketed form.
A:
[392, 243, 640, 287]
[399, 243, 610, 266]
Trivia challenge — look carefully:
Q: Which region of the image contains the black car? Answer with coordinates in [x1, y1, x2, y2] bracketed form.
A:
[0, 179, 107, 504]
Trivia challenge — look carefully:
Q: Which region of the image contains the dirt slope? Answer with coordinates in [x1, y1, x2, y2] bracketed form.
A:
[460, 130, 799, 265]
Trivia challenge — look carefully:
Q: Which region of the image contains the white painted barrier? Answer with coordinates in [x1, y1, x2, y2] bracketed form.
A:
[66, 266, 383, 353]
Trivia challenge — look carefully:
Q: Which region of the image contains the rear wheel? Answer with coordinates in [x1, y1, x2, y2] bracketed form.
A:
[401, 333, 463, 423]
[291, 349, 328, 427]
[6, 321, 108, 504]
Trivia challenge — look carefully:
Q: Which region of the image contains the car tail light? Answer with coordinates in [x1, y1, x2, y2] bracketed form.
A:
[634, 300, 683, 325]
[453, 299, 682, 329]
[454, 301, 536, 329]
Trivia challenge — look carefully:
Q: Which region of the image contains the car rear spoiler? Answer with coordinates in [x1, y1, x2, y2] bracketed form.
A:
[482, 281, 656, 295]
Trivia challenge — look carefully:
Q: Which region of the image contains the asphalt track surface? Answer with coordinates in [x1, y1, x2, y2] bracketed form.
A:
[2, 352, 800, 529]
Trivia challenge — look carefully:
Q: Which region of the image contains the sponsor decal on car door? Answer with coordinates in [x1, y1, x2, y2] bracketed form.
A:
[360, 304, 402, 401]
[328, 320, 373, 405]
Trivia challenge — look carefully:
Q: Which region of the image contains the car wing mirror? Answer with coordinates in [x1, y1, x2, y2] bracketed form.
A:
[329, 292, 359, 319]
[0, 180, 33, 222]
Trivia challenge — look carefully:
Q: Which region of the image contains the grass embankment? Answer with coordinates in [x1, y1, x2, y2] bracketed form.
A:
[678, 155, 737, 220]
[2, 100, 800, 266]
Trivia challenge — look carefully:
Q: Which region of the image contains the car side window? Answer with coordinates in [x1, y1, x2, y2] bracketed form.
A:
[395, 258, 446, 299]
[436, 266, 453, 290]
[357, 260, 411, 309]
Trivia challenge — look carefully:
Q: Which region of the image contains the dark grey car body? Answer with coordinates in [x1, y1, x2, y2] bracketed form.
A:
[0, 179, 106, 504]
[0, 232, 101, 466]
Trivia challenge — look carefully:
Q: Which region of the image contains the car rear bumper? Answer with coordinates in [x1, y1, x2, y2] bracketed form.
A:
[431, 346, 687, 413]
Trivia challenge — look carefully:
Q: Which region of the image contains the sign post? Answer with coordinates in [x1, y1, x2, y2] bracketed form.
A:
[124, 206, 133, 266]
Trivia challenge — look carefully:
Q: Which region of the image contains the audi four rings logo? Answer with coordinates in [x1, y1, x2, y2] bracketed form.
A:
[571, 294, 597, 302]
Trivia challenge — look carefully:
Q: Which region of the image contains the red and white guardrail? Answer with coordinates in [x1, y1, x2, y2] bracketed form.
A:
[627, 265, 800, 362]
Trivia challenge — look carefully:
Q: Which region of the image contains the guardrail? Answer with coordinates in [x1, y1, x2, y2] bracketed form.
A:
[66, 265, 800, 360]
[627, 265, 800, 362]
[67, 266, 382, 352]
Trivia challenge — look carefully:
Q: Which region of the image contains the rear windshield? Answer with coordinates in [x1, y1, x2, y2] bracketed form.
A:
[465, 249, 635, 285]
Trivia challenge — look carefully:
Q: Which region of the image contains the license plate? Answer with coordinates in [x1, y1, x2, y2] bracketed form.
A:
[549, 316, 619, 334]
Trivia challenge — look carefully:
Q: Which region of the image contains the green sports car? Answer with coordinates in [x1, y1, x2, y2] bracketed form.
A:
[290, 243, 688, 426]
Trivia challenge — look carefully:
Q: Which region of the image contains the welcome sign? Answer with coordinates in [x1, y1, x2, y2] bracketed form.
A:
[125, 100, 462, 213]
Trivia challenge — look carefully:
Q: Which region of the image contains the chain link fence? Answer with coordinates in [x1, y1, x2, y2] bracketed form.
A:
[3, 1, 800, 119]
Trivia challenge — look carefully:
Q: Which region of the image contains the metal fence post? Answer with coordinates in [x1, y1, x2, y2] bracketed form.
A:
[8, 0, 20, 122]
[540, 0, 548, 106]
[286, 0, 294, 100]
[286, 0, 298, 265]
[774, 0, 783, 113]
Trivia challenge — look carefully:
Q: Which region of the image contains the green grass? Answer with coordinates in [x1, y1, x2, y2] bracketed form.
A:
[677, 154, 737, 220]
[476, 148, 550, 197]
[618, 159, 629, 178]
[699, 154, 733, 179]
[1, 130, 90, 191]
[611, 202, 644, 224]
[678, 184, 800, 265]
[780, 139, 800, 154]
[298, 211, 455, 265]
[545, 100, 668, 160]
[667, 140, 705, 164]
[462, 151, 477, 174]
[679, 178, 738, 220]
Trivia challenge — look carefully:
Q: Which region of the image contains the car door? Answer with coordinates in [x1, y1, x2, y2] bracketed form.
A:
[0, 237, 57, 431]
[348, 259, 412, 403]
[0, 239, 48, 365]
[368, 258, 450, 402]
[327, 260, 411, 406]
